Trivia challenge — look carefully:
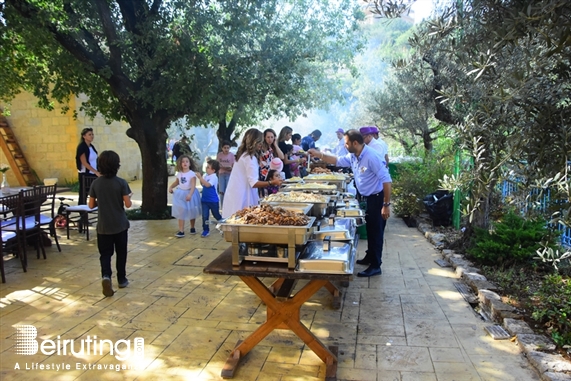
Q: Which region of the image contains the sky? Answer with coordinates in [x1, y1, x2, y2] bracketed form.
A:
[411, 0, 435, 22]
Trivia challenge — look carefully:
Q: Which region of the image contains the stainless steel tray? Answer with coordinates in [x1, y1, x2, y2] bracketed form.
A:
[296, 241, 356, 274]
[304, 175, 348, 191]
[313, 218, 356, 241]
[282, 183, 337, 193]
[261, 202, 313, 215]
[336, 208, 365, 217]
[220, 216, 316, 245]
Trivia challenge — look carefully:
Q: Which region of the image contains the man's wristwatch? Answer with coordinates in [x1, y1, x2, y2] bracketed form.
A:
[383, 202, 391, 206]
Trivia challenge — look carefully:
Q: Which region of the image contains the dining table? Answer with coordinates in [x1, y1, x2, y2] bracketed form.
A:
[203, 246, 353, 380]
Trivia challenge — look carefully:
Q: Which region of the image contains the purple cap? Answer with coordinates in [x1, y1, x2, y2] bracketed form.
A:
[335, 128, 344, 134]
[359, 126, 379, 135]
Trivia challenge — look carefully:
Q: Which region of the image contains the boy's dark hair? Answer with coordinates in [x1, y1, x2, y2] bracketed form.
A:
[98, 150, 121, 178]
[221, 140, 232, 148]
[267, 169, 278, 182]
[207, 159, 220, 172]
[345, 129, 364, 144]
[284, 144, 293, 154]
[311, 129, 322, 138]
[292, 133, 301, 141]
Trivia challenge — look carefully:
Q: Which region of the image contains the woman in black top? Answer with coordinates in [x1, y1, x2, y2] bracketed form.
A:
[75, 128, 100, 205]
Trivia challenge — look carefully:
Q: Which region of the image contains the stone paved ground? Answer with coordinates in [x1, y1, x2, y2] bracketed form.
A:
[0, 181, 540, 380]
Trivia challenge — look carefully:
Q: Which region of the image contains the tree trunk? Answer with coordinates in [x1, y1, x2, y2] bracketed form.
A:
[125, 115, 170, 215]
[216, 114, 239, 152]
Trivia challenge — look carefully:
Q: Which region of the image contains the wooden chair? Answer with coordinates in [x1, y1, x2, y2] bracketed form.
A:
[37, 184, 61, 252]
[1, 193, 26, 281]
[65, 176, 98, 240]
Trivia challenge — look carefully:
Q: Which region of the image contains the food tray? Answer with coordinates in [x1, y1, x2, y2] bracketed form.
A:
[281, 185, 339, 195]
[282, 182, 336, 191]
[296, 240, 356, 274]
[336, 208, 365, 217]
[261, 202, 313, 215]
[262, 195, 330, 217]
[220, 216, 316, 245]
[313, 218, 356, 241]
[303, 175, 347, 192]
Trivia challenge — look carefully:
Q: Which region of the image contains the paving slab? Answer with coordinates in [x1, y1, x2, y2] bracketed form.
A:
[0, 180, 541, 380]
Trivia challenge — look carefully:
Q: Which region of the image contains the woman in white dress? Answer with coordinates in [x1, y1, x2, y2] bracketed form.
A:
[222, 128, 284, 218]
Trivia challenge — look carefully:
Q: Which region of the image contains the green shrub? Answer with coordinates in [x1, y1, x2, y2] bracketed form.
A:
[467, 211, 556, 266]
[126, 207, 172, 220]
[392, 154, 453, 217]
[532, 274, 571, 347]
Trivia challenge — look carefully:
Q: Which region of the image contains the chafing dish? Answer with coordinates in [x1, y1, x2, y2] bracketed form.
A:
[261, 192, 331, 217]
[336, 199, 360, 209]
[304, 174, 349, 191]
[336, 208, 365, 217]
[282, 183, 337, 193]
[219, 216, 316, 268]
[261, 202, 313, 215]
[296, 240, 357, 274]
[313, 218, 356, 241]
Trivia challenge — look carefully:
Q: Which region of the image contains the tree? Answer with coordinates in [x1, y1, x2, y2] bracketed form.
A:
[0, 0, 363, 213]
[365, 0, 571, 232]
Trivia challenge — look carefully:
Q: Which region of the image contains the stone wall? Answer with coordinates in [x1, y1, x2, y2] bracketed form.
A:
[1, 92, 140, 186]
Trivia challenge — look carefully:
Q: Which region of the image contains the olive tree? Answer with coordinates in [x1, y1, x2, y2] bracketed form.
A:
[0, 0, 363, 213]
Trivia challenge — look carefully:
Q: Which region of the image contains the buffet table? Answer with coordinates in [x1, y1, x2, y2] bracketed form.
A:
[203, 247, 353, 380]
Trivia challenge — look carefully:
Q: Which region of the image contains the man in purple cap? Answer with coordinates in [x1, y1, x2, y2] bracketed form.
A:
[308, 129, 391, 277]
[360, 126, 389, 167]
[332, 128, 348, 156]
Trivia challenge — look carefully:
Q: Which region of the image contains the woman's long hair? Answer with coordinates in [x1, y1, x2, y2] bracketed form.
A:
[236, 129, 263, 159]
[79, 128, 93, 144]
[262, 128, 277, 151]
[277, 126, 293, 143]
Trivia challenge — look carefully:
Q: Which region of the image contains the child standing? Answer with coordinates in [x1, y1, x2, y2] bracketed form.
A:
[216, 141, 235, 206]
[196, 159, 223, 237]
[88, 150, 132, 297]
[266, 170, 282, 195]
[169, 154, 201, 238]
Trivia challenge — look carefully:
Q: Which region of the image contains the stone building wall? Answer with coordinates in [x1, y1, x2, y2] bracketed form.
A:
[1, 92, 141, 186]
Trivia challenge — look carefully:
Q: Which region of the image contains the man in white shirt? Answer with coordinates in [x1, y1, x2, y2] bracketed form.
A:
[333, 128, 348, 156]
[359, 126, 388, 167]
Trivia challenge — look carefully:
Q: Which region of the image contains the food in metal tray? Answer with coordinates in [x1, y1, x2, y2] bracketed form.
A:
[264, 191, 327, 203]
[311, 167, 332, 174]
[228, 204, 310, 226]
[306, 173, 347, 180]
[286, 176, 303, 182]
[287, 182, 336, 190]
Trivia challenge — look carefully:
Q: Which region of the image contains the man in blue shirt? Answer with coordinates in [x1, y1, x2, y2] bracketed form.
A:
[301, 130, 322, 151]
[308, 129, 392, 277]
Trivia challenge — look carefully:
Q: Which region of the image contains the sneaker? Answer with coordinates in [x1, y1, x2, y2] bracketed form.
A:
[175, 231, 185, 238]
[201, 230, 210, 238]
[118, 279, 129, 288]
[190, 228, 196, 235]
[102, 277, 114, 297]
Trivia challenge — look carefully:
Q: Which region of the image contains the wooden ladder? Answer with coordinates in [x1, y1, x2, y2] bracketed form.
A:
[0, 114, 40, 186]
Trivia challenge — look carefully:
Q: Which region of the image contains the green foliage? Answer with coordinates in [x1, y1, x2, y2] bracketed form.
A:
[532, 275, 571, 347]
[392, 153, 453, 217]
[126, 207, 172, 221]
[467, 211, 556, 266]
[480, 265, 532, 297]
[0, 0, 364, 214]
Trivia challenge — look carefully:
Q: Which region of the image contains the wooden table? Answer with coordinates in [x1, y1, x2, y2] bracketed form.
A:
[203, 247, 352, 380]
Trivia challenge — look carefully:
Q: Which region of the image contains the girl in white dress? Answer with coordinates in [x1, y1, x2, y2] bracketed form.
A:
[169, 155, 201, 237]
[222, 128, 284, 218]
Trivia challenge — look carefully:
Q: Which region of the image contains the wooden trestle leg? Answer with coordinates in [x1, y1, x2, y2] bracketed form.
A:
[220, 276, 339, 379]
